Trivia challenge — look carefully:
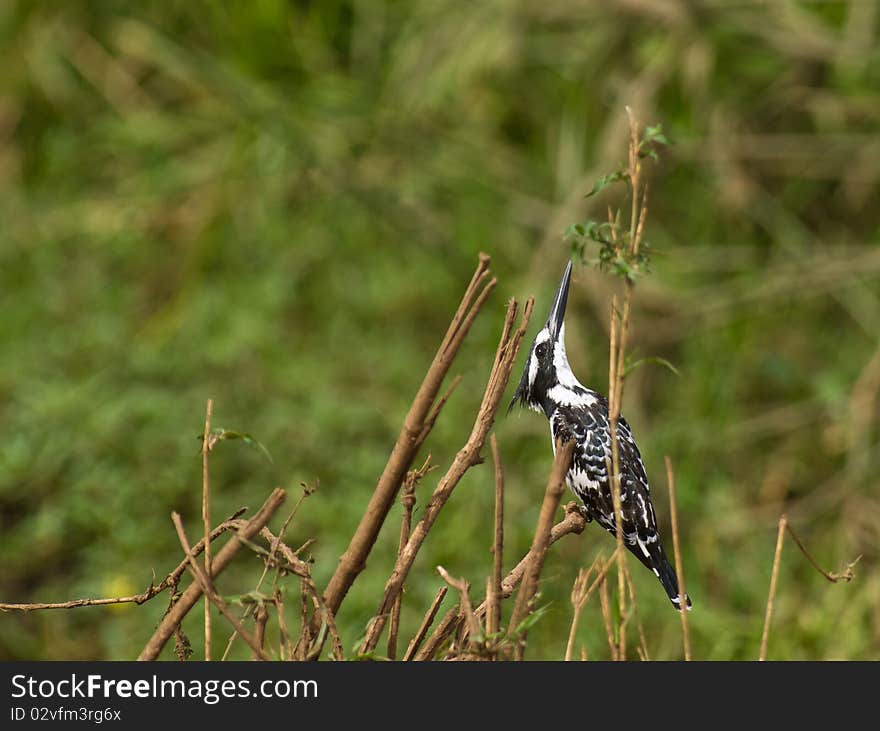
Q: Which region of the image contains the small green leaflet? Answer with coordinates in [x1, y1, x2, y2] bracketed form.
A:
[197, 428, 274, 464]
[622, 356, 680, 378]
[585, 169, 630, 198]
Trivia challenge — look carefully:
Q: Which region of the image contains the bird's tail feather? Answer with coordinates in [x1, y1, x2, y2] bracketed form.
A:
[630, 539, 693, 612]
[654, 543, 692, 612]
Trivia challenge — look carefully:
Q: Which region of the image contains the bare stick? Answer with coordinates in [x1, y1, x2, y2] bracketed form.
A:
[437, 567, 481, 644]
[565, 565, 595, 662]
[253, 604, 269, 661]
[784, 522, 860, 583]
[403, 587, 448, 661]
[759, 514, 787, 661]
[416, 375, 462, 450]
[606, 294, 628, 661]
[508, 439, 575, 659]
[623, 561, 650, 661]
[220, 483, 314, 661]
[171, 512, 271, 661]
[414, 503, 588, 660]
[599, 576, 618, 661]
[320, 255, 495, 623]
[563, 550, 620, 661]
[138, 488, 286, 661]
[0, 509, 247, 613]
[202, 398, 213, 661]
[487, 434, 505, 639]
[274, 591, 293, 661]
[359, 296, 534, 654]
[388, 458, 428, 659]
[665, 457, 691, 660]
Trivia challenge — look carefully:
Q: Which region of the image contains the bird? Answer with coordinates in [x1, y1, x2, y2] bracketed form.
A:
[509, 261, 691, 611]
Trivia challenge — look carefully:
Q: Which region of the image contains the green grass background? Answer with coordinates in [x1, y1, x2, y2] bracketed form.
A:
[1, 0, 878, 660]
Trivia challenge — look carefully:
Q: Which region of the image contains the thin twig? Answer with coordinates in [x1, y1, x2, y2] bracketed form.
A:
[759, 514, 787, 661]
[320, 255, 495, 626]
[171, 512, 271, 661]
[665, 456, 691, 660]
[758, 514, 860, 661]
[419, 502, 588, 660]
[565, 564, 595, 662]
[784, 522, 860, 583]
[359, 296, 534, 655]
[487, 433, 505, 641]
[599, 576, 618, 661]
[388, 457, 430, 659]
[403, 587, 448, 661]
[252, 603, 269, 661]
[564, 550, 621, 661]
[437, 567, 481, 646]
[221, 483, 315, 661]
[0, 509, 247, 613]
[623, 562, 650, 661]
[138, 488, 286, 661]
[202, 398, 213, 661]
[274, 590, 293, 662]
[508, 439, 575, 659]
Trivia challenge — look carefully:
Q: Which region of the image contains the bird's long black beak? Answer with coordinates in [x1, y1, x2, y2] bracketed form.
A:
[508, 261, 573, 414]
[546, 260, 572, 342]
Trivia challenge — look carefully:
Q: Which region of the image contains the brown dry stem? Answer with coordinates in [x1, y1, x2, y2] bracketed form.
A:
[171, 512, 271, 661]
[0, 508, 247, 614]
[508, 438, 575, 659]
[320, 255, 496, 624]
[358, 295, 534, 655]
[387, 456, 431, 659]
[486, 433, 505, 641]
[138, 488, 286, 661]
[759, 514, 859, 661]
[759, 514, 787, 661]
[201, 398, 213, 661]
[414, 502, 587, 660]
[665, 456, 691, 660]
[402, 586, 448, 661]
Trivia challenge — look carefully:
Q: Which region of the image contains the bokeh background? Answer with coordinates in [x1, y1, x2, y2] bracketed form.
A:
[1, 0, 878, 660]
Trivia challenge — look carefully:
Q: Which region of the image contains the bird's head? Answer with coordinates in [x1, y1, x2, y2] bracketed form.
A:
[509, 260, 575, 415]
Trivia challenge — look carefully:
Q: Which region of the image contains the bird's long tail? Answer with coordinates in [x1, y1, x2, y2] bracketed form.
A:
[630, 539, 693, 612]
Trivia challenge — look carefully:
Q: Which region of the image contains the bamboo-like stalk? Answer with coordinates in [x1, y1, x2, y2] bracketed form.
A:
[759, 514, 787, 661]
[665, 457, 691, 660]
[201, 399, 213, 661]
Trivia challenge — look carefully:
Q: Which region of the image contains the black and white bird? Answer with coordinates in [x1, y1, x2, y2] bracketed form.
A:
[510, 261, 691, 611]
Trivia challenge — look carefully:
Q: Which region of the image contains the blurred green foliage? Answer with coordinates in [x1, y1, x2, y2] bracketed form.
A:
[1, 0, 878, 660]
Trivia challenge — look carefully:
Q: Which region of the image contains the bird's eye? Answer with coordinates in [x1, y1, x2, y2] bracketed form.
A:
[535, 343, 547, 358]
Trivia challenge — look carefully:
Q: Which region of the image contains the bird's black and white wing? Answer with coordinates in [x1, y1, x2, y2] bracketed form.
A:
[550, 395, 691, 610]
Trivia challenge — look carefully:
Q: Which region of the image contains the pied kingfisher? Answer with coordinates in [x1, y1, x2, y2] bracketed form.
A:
[510, 261, 691, 611]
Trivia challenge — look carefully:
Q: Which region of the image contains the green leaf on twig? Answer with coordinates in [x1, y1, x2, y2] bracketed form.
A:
[622, 356, 680, 378]
[198, 428, 274, 464]
[585, 169, 630, 198]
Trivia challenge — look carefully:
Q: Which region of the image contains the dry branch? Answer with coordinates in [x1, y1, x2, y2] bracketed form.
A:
[0, 508, 247, 613]
[138, 487, 286, 661]
[759, 514, 787, 662]
[665, 456, 691, 661]
[388, 457, 430, 659]
[436, 567, 481, 644]
[359, 295, 534, 655]
[403, 586, 448, 661]
[758, 514, 859, 661]
[508, 438, 575, 659]
[564, 551, 618, 661]
[201, 398, 213, 661]
[414, 502, 588, 660]
[172, 512, 270, 661]
[486, 433, 505, 640]
[320, 255, 496, 624]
